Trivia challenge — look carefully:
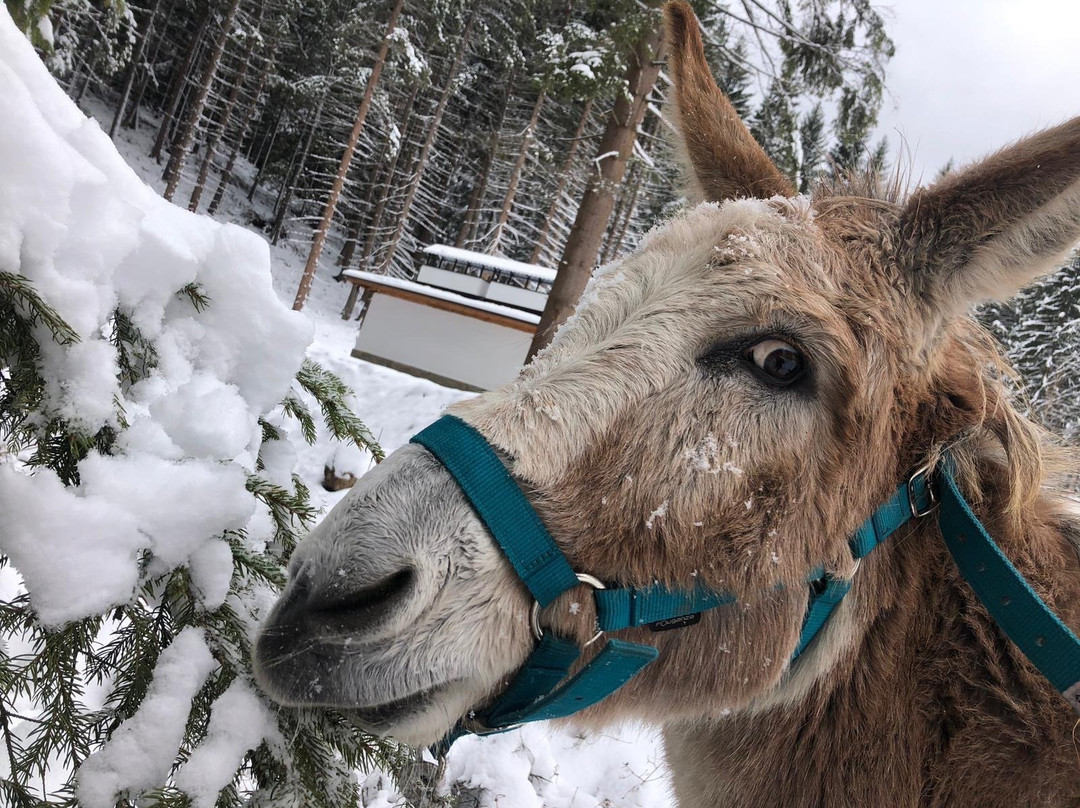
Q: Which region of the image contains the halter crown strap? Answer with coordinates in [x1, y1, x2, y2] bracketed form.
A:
[938, 456, 1080, 710]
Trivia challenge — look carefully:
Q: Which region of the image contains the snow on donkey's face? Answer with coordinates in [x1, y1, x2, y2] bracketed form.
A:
[254, 195, 902, 742]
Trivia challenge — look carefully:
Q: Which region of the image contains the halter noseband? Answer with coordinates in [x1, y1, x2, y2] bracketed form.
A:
[411, 415, 1080, 750]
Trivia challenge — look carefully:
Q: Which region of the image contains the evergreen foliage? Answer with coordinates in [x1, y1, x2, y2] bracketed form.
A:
[798, 103, 827, 192]
[751, 69, 799, 186]
[980, 251, 1080, 442]
[0, 273, 403, 807]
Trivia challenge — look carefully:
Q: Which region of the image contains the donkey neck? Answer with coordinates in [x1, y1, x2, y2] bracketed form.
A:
[665, 476, 1080, 808]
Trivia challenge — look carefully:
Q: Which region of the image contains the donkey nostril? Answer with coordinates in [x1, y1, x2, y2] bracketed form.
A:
[307, 568, 416, 632]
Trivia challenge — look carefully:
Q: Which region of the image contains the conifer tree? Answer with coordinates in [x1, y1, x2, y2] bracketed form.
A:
[980, 251, 1080, 441]
[798, 103, 826, 192]
[751, 68, 800, 187]
[1, 258, 400, 808]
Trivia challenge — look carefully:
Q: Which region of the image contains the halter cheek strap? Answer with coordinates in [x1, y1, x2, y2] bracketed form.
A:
[412, 415, 1080, 751]
[411, 415, 659, 742]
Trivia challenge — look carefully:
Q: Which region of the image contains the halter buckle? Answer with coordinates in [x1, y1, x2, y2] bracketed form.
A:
[908, 462, 939, 519]
[530, 572, 606, 646]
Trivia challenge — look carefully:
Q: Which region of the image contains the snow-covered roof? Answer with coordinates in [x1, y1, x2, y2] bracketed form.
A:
[421, 244, 557, 283]
[342, 270, 542, 325]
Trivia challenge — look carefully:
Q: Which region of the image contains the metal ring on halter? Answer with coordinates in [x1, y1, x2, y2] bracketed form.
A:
[908, 461, 939, 519]
[530, 573, 606, 645]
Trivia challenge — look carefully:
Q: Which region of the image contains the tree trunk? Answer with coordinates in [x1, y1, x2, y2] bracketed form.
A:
[74, 60, 95, 103]
[527, 20, 664, 359]
[529, 96, 593, 265]
[207, 46, 275, 215]
[246, 107, 282, 202]
[188, 9, 263, 212]
[293, 0, 406, 310]
[188, 55, 250, 211]
[603, 111, 659, 263]
[162, 0, 243, 201]
[356, 85, 419, 271]
[150, 12, 209, 162]
[601, 162, 635, 263]
[454, 69, 517, 249]
[336, 131, 395, 269]
[489, 90, 545, 254]
[124, 0, 178, 130]
[454, 138, 495, 249]
[269, 93, 326, 244]
[604, 164, 644, 263]
[454, 137, 497, 249]
[335, 204, 368, 268]
[378, 9, 477, 276]
[109, 0, 163, 139]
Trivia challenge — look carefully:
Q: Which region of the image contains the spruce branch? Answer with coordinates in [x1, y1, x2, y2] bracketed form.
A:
[281, 391, 318, 445]
[295, 359, 384, 461]
[176, 283, 211, 312]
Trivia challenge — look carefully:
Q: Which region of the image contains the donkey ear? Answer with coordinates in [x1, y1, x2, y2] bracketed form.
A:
[663, 0, 794, 203]
[897, 117, 1080, 320]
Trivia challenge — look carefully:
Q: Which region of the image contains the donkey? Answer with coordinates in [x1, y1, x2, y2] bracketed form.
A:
[255, 2, 1080, 805]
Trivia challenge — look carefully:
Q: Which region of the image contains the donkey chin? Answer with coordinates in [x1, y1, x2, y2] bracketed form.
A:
[253, 444, 536, 745]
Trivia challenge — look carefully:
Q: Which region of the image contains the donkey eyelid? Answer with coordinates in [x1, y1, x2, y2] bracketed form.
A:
[696, 333, 812, 389]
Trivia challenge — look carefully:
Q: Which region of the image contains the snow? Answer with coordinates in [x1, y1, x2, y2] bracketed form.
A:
[594, 150, 619, 169]
[0, 11, 676, 804]
[683, 433, 743, 476]
[0, 7, 308, 627]
[645, 501, 669, 530]
[188, 538, 236, 610]
[83, 453, 254, 570]
[0, 464, 144, 626]
[443, 724, 670, 807]
[388, 26, 428, 80]
[77, 628, 217, 808]
[343, 269, 542, 324]
[173, 679, 278, 808]
[423, 243, 557, 282]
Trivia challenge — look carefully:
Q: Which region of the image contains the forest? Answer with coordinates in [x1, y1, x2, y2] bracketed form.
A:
[9, 0, 894, 330]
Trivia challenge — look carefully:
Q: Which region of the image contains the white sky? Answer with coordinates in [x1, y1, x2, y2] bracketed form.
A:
[874, 0, 1080, 184]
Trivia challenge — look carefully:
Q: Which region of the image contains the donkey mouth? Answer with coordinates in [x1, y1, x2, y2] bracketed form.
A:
[343, 681, 457, 730]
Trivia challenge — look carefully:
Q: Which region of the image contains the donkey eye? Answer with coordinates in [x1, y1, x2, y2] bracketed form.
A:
[746, 339, 806, 385]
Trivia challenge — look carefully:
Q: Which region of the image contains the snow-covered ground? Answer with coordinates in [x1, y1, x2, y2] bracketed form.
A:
[77, 81, 676, 807]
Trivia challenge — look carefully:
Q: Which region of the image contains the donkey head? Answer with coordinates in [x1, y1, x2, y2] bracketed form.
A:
[254, 0, 1080, 746]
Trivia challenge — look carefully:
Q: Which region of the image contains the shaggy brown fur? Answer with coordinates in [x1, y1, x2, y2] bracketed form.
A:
[504, 4, 1080, 805]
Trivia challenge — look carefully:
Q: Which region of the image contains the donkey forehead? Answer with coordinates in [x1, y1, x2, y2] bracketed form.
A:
[542, 198, 866, 357]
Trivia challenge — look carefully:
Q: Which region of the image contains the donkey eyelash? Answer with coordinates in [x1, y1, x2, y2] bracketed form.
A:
[696, 333, 812, 390]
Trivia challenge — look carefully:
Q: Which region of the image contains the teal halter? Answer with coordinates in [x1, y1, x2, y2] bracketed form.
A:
[411, 415, 1080, 749]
